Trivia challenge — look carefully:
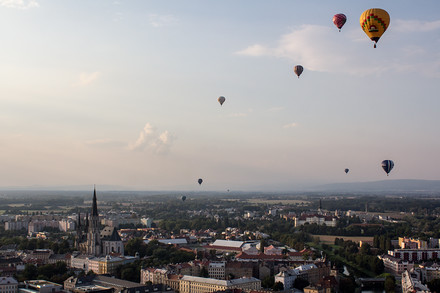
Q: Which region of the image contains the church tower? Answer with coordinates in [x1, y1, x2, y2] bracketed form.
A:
[86, 186, 102, 256]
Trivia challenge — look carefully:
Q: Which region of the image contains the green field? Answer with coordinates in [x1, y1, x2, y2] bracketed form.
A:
[313, 234, 373, 244]
[247, 199, 310, 205]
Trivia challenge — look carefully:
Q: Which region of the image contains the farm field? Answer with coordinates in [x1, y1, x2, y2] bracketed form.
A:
[313, 235, 374, 244]
[247, 199, 310, 205]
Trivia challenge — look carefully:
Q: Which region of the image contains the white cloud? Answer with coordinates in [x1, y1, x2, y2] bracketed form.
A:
[148, 14, 178, 28]
[394, 19, 440, 33]
[236, 23, 440, 77]
[283, 122, 298, 129]
[236, 44, 269, 57]
[128, 123, 174, 154]
[76, 72, 100, 86]
[84, 139, 125, 148]
[0, 0, 38, 9]
[268, 107, 284, 112]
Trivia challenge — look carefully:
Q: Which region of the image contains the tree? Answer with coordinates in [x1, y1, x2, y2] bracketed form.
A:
[23, 264, 38, 280]
[293, 278, 309, 291]
[261, 275, 274, 288]
[199, 267, 209, 278]
[384, 275, 395, 293]
[273, 281, 284, 291]
[428, 278, 440, 293]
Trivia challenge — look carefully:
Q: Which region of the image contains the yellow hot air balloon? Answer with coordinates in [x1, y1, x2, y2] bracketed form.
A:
[360, 8, 390, 48]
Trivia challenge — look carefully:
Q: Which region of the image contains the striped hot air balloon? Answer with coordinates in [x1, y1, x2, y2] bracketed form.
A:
[381, 160, 394, 176]
[333, 13, 347, 32]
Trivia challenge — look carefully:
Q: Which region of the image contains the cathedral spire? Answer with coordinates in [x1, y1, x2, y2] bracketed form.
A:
[92, 185, 98, 217]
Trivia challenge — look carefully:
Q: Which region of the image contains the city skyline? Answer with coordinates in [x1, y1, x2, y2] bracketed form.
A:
[0, 1, 439, 191]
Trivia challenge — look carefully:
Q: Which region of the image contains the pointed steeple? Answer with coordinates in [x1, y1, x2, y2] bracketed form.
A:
[77, 212, 81, 228]
[92, 185, 98, 217]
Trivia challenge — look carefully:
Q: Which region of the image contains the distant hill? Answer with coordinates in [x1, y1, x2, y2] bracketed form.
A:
[313, 179, 440, 193]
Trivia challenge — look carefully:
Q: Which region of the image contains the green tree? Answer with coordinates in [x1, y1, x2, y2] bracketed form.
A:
[261, 275, 274, 288]
[23, 264, 38, 280]
[273, 281, 284, 291]
[428, 278, 440, 292]
[199, 267, 209, 278]
[293, 278, 309, 291]
[384, 275, 396, 293]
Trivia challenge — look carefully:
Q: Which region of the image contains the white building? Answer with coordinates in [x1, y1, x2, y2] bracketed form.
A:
[179, 276, 261, 293]
[294, 214, 337, 227]
[59, 219, 75, 232]
[402, 270, 430, 293]
[379, 255, 414, 276]
[208, 262, 226, 280]
[274, 264, 318, 290]
[141, 218, 153, 228]
[4, 221, 28, 231]
[0, 277, 18, 293]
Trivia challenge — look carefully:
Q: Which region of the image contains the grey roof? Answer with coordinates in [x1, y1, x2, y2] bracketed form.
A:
[211, 240, 244, 248]
[158, 239, 187, 245]
[93, 275, 144, 289]
[180, 276, 259, 286]
[0, 277, 18, 285]
[100, 226, 122, 242]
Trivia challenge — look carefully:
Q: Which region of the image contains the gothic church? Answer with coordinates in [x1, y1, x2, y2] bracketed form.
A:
[75, 188, 124, 256]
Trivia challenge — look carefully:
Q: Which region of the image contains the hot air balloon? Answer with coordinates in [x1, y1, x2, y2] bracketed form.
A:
[333, 13, 347, 31]
[345, 168, 349, 174]
[181, 195, 187, 202]
[198, 178, 203, 185]
[381, 160, 394, 176]
[360, 8, 390, 48]
[218, 96, 225, 106]
[294, 65, 303, 78]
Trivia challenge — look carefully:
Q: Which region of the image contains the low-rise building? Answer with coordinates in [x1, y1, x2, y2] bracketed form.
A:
[179, 276, 261, 293]
[388, 248, 440, 262]
[379, 255, 414, 276]
[0, 277, 18, 293]
[401, 270, 430, 293]
[293, 215, 337, 227]
[21, 280, 63, 293]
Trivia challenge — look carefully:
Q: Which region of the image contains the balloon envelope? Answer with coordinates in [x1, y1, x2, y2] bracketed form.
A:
[344, 168, 349, 174]
[198, 178, 203, 185]
[294, 65, 303, 78]
[218, 96, 225, 106]
[181, 195, 186, 202]
[381, 160, 394, 176]
[333, 13, 347, 31]
[360, 8, 390, 47]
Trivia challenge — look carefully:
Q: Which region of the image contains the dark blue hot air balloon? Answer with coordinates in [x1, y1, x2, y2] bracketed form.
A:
[381, 160, 394, 176]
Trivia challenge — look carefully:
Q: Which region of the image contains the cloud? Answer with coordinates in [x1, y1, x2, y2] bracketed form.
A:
[128, 123, 174, 154]
[76, 72, 100, 86]
[283, 122, 298, 129]
[236, 44, 269, 57]
[84, 139, 125, 148]
[394, 19, 440, 33]
[236, 24, 374, 75]
[268, 107, 285, 112]
[148, 14, 178, 28]
[229, 108, 253, 118]
[0, 0, 38, 9]
[236, 23, 440, 77]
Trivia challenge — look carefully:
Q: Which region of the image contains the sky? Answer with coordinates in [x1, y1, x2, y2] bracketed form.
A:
[0, 0, 439, 191]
